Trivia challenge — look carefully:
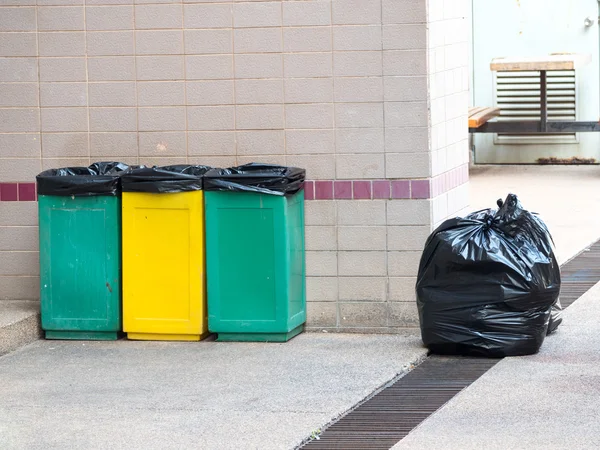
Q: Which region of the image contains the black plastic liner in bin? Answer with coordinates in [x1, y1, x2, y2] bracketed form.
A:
[416, 194, 562, 357]
[120, 165, 212, 193]
[36, 161, 131, 197]
[203, 163, 306, 196]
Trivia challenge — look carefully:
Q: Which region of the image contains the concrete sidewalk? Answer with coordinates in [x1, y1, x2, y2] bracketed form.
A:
[0, 332, 426, 450]
[393, 281, 600, 450]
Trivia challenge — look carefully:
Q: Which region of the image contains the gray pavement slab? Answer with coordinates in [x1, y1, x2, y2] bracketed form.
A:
[0, 332, 426, 450]
[392, 282, 600, 450]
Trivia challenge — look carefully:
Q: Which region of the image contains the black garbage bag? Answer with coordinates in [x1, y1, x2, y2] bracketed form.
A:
[416, 194, 562, 357]
[120, 165, 212, 193]
[36, 161, 131, 197]
[203, 163, 305, 196]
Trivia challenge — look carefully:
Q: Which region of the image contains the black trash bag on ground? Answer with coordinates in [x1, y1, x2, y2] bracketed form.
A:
[416, 194, 562, 357]
[203, 163, 306, 196]
[120, 165, 212, 193]
[36, 161, 130, 197]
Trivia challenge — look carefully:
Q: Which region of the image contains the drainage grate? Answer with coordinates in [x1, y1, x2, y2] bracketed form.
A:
[559, 240, 600, 308]
[301, 239, 600, 450]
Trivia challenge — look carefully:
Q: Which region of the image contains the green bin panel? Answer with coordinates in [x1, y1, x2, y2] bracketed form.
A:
[39, 195, 121, 340]
[205, 190, 306, 341]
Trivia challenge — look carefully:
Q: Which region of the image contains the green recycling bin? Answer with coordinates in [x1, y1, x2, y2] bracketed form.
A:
[36, 162, 128, 340]
[204, 163, 306, 342]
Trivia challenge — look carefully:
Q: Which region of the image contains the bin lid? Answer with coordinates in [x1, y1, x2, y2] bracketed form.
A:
[120, 165, 212, 193]
[203, 163, 306, 196]
[36, 161, 131, 197]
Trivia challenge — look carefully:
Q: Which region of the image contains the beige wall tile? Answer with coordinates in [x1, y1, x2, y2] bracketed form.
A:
[0, 109, 39, 133]
[0, 83, 38, 107]
[0, 252, 39, 276]
[283, 1, 331, 27]
[236, 105, 284, 130]
[41, 108, 87, 132]
[89, 82, 136, 107]
[184, 3, 232, 29]
[0, 134, 40, 158]
[0, 7, 36, 32]
[40, 57, 86, 82]
[89, 107, 136, 132]
[334, 77, 383, 103]
[384, 50, 427, 76]
[188, 131, 235, 156]
[286, 154, 335, 180]
[235, 28, 282, 53]
[0, 159, 41, 182]
[333, 25, 382, 51]
[338, 226, 386, 251]
[38, 6, 84, 31]
[339, 251, 386, 277]
[285, 129, 334, 155]
[386, 152, 430, 178]
[384, 76, 428, 102]
[338, 201, 386, 226]
[137, 55, 184, 81]
[139, 132, 186, 157]
[285, 104, 333, 129]
[388, 301, 419, 327]
[137, 81, 185, 107]
[186, 55, 233, 80]
[284, 78, 333, 104]
[86, 31, 134, 56]
[0, 276, 39, 301]
[0, 202, 38, 226]
[86, 5, 132, 31]
[283, 27, 331, 52]
[306, 251, 337, 277]
[306, 301, 337, 328]
[38, 32, 85, 57]
[335, 103, 383, 128]
[305, 226, 337, 251]
[283, 53, 332, 78]
[388, 251, 421, 276]
[305, 201, 336, 226]
[332, 0, 382, 25]
[0, 33, 37, 57]
[187, 106, 235, 131]
[236, 130, 285, 156]
[186, 80, 234, 106]
[339, 277, 387, 301]
[138, 107, 186, 132]
[135, 4, 182, 29]
[385, 127, 429, 153]
[135, 30, 183, 55]
[336, 128, 384, 154]
[387, 199, 432, 226]
[90, 132, 138, 158]
[388, 277, 417, 302]
[42, 133, 88, 158]
[40, 83, 86, 107]
[88, 57, 135, 81]
[184, 29, 232, 55]
[235, 54, 282, 79]
[307, 275, 337, 305]
[387, 226, 430, 251]
[383, 24, 426, 50]
[339, 302, 388, 328]
[336, 153, 384, 179]
[235, 79, 284, 105]
[385, 101, 428, 128]
[0, 58, 37, 82]
[234, 2, 281, 28]
[382, 0, 426, 24]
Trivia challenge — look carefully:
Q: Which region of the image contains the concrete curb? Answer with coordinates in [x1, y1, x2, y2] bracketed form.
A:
[0, 301, 42, 357]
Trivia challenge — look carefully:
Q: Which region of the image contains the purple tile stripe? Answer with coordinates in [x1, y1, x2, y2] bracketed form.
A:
[1, 166, 469, 202]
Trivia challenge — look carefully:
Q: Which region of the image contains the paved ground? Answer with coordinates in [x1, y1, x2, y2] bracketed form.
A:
[0, 332, 426, 450]
[470, 165, 600, 264]
[393, 280, 600, 450]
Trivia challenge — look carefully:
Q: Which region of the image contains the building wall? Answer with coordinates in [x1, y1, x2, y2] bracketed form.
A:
[0, 0, 470, 332]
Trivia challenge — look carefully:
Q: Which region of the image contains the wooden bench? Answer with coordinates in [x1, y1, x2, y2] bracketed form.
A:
[469, 107, 501, 129]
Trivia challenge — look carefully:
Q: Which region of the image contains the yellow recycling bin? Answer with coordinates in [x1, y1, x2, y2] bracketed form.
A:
[121, 166, 210, 341]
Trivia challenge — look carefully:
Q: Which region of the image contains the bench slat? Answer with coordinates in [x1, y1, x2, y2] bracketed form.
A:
[469, 107, 501, 128]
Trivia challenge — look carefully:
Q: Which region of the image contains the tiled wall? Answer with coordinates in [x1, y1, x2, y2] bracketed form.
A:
[0, 0, 470, 331]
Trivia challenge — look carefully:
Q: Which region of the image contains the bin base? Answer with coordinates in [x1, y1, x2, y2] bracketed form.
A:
[126, 332, 209, 342]
[216, 325, 303, 342]
[45, 330, 120, 341]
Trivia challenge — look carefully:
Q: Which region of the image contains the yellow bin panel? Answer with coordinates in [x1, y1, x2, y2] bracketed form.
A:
[122, 191, 207, 341]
